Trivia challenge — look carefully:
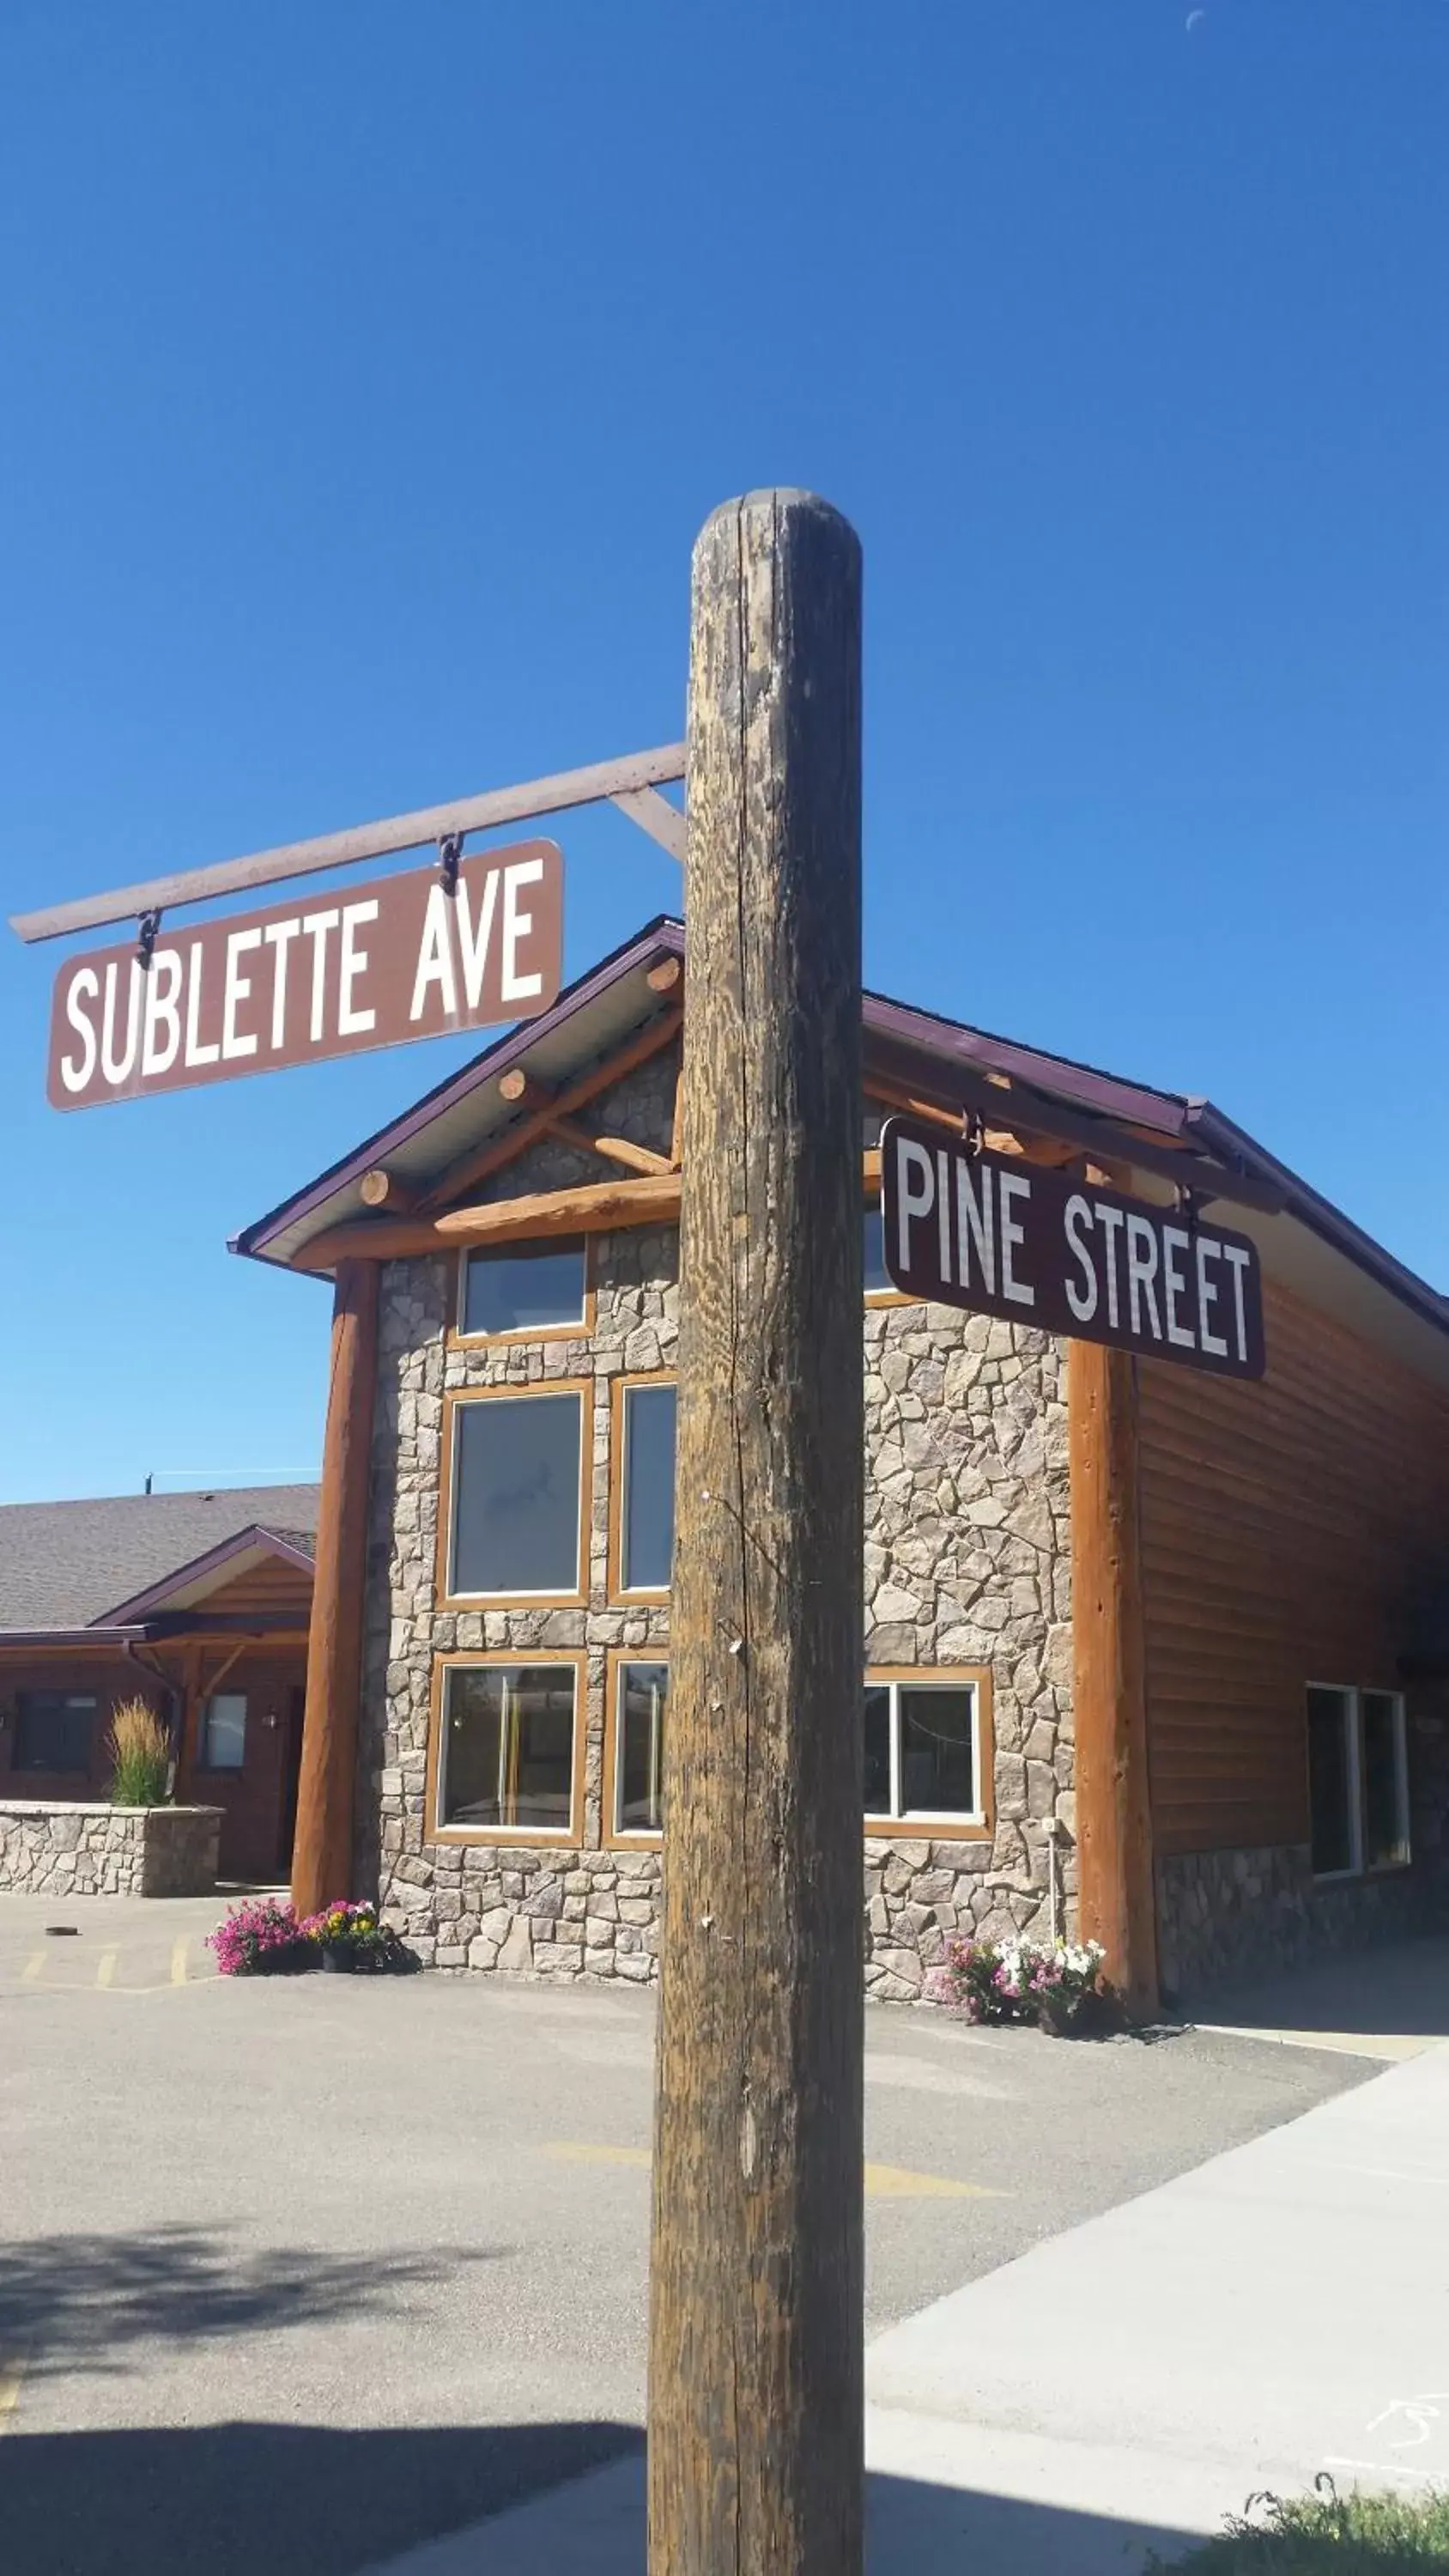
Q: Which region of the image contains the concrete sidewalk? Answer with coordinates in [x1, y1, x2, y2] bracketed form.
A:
[362, 2035, 1449, 2573]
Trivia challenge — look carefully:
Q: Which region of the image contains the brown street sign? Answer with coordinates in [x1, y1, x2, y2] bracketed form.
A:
[880, 1113, 1266, 1377]
[46, 839, 563, 1110]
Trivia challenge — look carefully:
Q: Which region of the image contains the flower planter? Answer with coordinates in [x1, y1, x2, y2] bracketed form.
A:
[318, 1946, 355, 1973]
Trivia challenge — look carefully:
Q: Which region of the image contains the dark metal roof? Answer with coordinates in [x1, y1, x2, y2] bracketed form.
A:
[0, 1486, 320, 1634]
[230, 913, 1449, 1347]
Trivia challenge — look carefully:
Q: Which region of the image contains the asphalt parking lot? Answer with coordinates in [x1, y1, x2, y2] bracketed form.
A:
[0, 1890, 1371, 2576]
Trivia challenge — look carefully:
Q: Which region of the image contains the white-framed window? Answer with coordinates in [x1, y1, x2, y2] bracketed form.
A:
[458, 1237, 588, 1339]
[202, 1692, 247, 1772]
[1307, 1684, 1410, 1879]
[864, 1671, 985, 1826]
[615, 1380, 677, 1596]
[437, 1660, 580, 1838]
[446, 1386, 586, 1601]
[611, 1658, 670, 1836]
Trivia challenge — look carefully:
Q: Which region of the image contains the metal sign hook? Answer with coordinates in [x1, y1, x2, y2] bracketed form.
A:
[437, 833, 464, 897]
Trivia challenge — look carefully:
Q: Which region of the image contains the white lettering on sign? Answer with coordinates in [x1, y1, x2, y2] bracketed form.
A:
[46, 837, 563, 1111]
[880, 1116, 1265, 1380]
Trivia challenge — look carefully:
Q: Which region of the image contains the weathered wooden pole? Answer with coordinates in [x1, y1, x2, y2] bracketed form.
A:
[647, 492, 864, 2574]
[290, 1255, 379, 1917]
[1069, 1339, 1160, 2016]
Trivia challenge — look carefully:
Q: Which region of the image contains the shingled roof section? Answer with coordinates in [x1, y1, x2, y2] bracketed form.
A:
[0, 1485, 320, 1633]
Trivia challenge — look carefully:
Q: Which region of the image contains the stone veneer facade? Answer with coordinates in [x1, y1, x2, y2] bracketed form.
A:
[0, 1801, 221, 1898]
[356, 1045, 1077, 1993]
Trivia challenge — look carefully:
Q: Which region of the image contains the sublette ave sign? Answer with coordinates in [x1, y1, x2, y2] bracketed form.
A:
[46, 838, 562, 1109]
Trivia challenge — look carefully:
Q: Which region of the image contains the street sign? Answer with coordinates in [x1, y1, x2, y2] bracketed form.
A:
[881, 1112, 1266, 1377]
[46, 838, 563, 1110]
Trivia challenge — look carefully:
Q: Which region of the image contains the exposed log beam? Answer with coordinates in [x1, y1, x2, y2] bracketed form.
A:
[294, 1147, 888, 1273]
[866, 1082, 1080, 1169]
[1070, 1340, 1159, 2018]
[498, 1066, 537, 1104]
[543, 1114, 673, 1176]
[421, 1006, 683, 1212]
[359, 1168, 419, 1212]
[646, 954, 683, 994]
[865, 1044, 1284, 1217]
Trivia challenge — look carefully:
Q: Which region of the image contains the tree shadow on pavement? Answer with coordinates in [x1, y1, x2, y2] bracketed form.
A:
[0, 2421, 644, 2576]
[0, 2223, 502, 2381]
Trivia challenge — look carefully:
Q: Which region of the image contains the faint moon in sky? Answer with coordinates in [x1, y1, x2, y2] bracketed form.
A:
[1185, 7, 1207, 25]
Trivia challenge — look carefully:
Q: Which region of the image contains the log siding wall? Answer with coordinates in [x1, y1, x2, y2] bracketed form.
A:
[1140, 1274, 1449, 1861]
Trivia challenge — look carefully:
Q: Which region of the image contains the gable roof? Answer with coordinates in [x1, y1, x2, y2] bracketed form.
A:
[0, 1485, 320, 1635]
[230, 913, 1449, 1383]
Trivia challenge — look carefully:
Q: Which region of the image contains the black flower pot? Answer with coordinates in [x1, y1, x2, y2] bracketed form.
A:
[319, 1946, 355, 1973]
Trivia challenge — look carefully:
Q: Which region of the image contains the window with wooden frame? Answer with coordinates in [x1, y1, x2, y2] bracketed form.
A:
[604, 1652, 670, 1842]
[1307, 1684, 1410, 1880]
[603, 1656, 992, 1847]
[609, 1374, 677, 1601]
[439, 1382, 591, 1607]
[454, 1237, 592, 1343]
[428, 1652, 586, 1845]
[864, 1668, 991, 1838]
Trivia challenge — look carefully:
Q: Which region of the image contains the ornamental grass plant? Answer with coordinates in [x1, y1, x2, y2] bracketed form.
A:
[106, 1698, 172, 1807]
[1156, 2482, 1449, 2567]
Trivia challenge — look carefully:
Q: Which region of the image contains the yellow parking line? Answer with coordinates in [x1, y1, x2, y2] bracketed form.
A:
[864, 2162, 1001, 2201]
[545, 2142, 651, 2169]
[95, 1950, 118, 1990]
[21, 1952, 45, 1984]
[171, 1939, 189, 1985]
[541, 2143, 1001, 2200]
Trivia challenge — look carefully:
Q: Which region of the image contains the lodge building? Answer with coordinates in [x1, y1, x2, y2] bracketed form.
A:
[233, 915, 1449, 2008]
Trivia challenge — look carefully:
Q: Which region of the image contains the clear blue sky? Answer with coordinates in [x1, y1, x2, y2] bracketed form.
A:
[2, 3, 1445, 1504]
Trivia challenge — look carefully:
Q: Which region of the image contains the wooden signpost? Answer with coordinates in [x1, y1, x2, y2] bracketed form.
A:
[649, 492, 865, 2576]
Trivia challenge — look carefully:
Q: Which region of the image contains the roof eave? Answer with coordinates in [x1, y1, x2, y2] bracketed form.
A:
[231, 914, 686, 1265]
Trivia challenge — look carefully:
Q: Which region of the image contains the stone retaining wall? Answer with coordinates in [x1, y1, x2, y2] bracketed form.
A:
[0, 1801, 221, 1899]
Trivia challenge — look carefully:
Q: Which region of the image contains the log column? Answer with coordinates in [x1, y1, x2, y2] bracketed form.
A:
[291, 1256, 379, 1917]
[647, 491, 864, 2576]
[1069, 1338, 1159, 2016]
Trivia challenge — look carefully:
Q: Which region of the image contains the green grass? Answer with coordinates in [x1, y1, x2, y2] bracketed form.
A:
[1158, 2486, 1449, 2568]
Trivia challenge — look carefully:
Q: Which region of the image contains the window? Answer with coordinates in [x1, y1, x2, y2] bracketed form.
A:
[14, 1691, 96, 1773]
[602, 1659, 988, 1845]
[460, 1239, 587, 1339]
[200, 1692, 246, 1771]
[436, 1661, 579, 1837]
[446, 1388, 586, 1600]
[615, 1380, 676, 1595]
[612, 1659, 670, 1835]
[864, 1672, 984, 1826]
[864, 1206, 893, 1296]
[1307, 1685, 1410, 1878]
[1361, 1691, 1410, 1870]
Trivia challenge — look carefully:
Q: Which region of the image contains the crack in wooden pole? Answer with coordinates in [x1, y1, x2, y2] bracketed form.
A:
[647, 491, 865, 2574]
